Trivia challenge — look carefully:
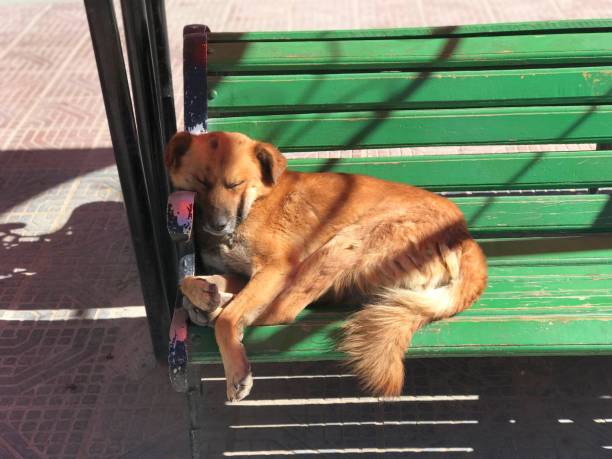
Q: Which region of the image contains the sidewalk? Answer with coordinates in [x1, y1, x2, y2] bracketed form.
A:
[1, 1, 612, 458]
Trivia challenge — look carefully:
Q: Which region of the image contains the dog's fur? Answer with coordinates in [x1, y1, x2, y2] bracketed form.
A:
[165, 131, 487, 401]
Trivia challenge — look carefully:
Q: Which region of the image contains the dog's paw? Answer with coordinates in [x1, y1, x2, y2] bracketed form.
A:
[182, 296, 222, 327]
[227, 367, 253, 402]
[181, 277, 223, 312]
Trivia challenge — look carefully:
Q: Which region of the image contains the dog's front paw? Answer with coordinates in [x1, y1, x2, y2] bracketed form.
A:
[181, 277, 223, 312]
[227, 367, 253, 402]
[182, 296, 221, 327]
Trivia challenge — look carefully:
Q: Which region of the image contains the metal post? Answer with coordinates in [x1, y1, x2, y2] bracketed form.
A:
[183, 25, 210, 133]
[84, 0, 171, 359]
[120, 0, 178, 312]
[147, 0, 178, 145]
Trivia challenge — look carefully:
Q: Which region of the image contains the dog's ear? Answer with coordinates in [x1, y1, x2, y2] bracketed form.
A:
[255, 142, 287, 185]
[164, 131, 192, 170]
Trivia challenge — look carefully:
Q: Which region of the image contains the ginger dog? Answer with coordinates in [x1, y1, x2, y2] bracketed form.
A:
[165, 131, 487, 401]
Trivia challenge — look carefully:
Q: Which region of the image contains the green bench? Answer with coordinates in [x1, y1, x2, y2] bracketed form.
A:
[180, 19, 612, 457]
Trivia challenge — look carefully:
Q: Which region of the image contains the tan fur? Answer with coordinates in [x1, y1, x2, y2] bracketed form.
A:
[339, 237, 487, 396]
[165, 131, 488, 400]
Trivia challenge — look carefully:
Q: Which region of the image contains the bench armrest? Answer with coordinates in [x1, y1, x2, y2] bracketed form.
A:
[167, 191, 197, 392]
[167, 191, 195, 243]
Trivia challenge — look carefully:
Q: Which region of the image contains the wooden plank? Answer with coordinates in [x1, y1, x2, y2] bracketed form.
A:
[189, 235, 612, 363]
[207, 32, 612, 73]
[455, 194, 612, 236]
[209, 19, 612, 42]
[286, 151, 612, 192]
[190, 310, 612, 362]
[208, 67, 612, 115]
[208, 105, 612, 151]
[480, 234, 612, 266]
[190, 289, 612, 362]
[190, 318, 612, 363]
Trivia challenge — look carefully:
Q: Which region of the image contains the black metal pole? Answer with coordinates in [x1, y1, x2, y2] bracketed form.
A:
[84, 0, 170, 359]
[120, 0, 178, 311]
[148, 0, 178, 144]
[183, 24, 210, 133]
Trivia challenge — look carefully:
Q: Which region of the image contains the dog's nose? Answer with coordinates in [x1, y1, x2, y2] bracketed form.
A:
[210, 216, 229, 232]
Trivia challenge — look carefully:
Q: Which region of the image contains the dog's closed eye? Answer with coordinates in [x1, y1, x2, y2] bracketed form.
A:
[226, 180, 245, 190]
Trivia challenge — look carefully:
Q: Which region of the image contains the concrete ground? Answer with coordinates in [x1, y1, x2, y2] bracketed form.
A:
[2, 0, 612, 458]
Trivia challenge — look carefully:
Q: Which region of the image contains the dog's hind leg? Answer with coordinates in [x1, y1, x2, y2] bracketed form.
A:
[253, 215, 416, 326]
[252, 224, 369, 326]
[254, 213, 440, 326]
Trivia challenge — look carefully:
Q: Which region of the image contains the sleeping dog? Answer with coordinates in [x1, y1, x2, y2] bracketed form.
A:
[165, 131, 487, 401]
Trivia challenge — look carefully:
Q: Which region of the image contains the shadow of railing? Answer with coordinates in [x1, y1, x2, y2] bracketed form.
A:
[273, 27, 461, 151]
[466, 86, 612, 230]
[346, 27, 460, 149]
[196, 356, 612, 457]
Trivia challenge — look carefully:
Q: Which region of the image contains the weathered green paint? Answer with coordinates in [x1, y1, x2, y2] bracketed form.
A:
[456, 194, 612, 235]
[285, 151, 612, 191]
[208, 105, 612, 151]
[209, 19, 612, 42]
[190, 306, 612, 362]
[188, 236, 612, 364]
[480, 234, 612, 266]
[208, 67, 612, 115]
[190, 319, 612, 363]
[208, 32, 612, 73]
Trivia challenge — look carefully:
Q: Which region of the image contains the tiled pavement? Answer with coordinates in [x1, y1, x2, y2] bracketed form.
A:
[2, 0, 612, 458]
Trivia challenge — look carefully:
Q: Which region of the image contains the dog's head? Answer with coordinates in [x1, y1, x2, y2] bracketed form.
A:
[165, 131, 287, 236]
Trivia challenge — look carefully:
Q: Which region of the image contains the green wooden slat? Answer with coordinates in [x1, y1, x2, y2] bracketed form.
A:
[491, 261, 612, 275]
[476, 266, 612, 313]
[190, 304, 612, 362]
[480, 234, 612, 266]
[208, 32, 612, 73]
[189, 235, 612, 363]
[208, 105, 612, 151]
[209, 19, 612, 42]
[285, 151, 612, 191]
[455, 194, 612, 235]
[208, 67, 612, 115]
[190, 319, 612, 363]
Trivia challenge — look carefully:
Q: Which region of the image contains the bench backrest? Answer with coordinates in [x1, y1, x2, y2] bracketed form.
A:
[198, 20, 612, 150]
[184, 20, 612, 237]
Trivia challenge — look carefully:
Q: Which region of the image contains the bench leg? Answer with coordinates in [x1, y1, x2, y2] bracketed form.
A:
[186, 365, 203, 458]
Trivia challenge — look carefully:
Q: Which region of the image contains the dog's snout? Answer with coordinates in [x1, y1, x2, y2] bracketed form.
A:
[203, 212, 233, 235]
[210, 215, 229, 232]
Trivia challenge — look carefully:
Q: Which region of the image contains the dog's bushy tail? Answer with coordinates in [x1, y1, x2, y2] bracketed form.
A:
[339, 238, 487, 396]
